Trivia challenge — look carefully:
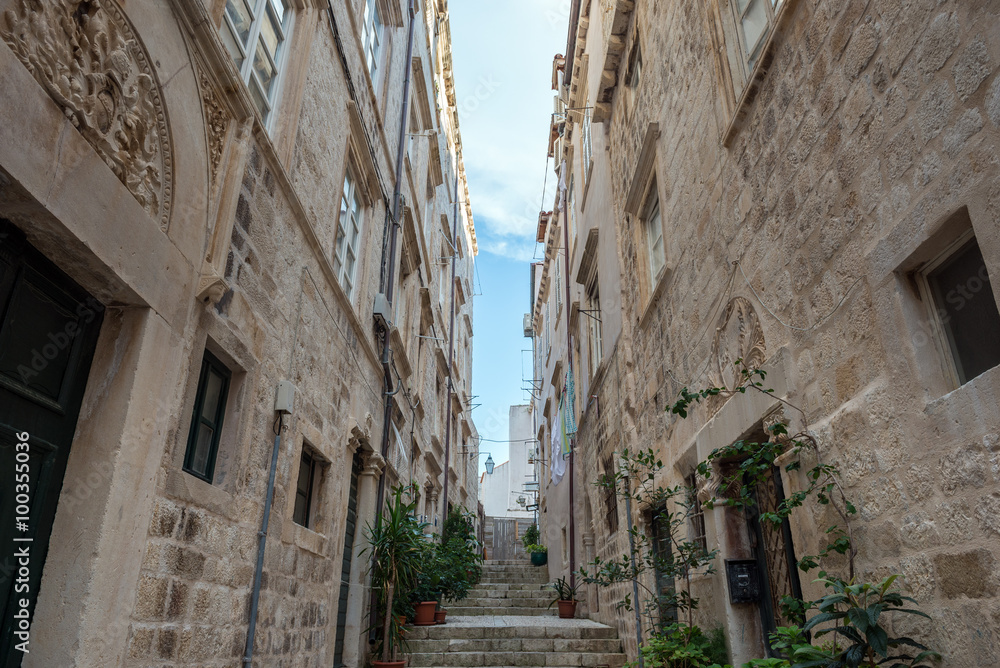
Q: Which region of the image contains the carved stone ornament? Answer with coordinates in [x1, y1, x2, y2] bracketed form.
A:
[709, 296, 767, 395]
[2, 0, 172, 228]
[198, 70, 228, 187]
[196, 261, 228, 304]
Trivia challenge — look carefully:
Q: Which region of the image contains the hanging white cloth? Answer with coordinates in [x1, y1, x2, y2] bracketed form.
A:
[550, 431, 566, 485]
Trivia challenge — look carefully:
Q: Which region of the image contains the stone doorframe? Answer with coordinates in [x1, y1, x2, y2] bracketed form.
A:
[681, 347, 806, 666]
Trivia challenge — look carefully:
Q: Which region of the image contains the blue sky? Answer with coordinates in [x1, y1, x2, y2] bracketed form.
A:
[450, 1, 567, 473]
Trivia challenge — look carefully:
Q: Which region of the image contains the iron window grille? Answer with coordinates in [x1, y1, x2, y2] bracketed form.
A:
[686, 473, 708, 554]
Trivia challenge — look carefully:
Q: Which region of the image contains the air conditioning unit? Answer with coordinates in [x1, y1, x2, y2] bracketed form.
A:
[523, 313, 534, 338]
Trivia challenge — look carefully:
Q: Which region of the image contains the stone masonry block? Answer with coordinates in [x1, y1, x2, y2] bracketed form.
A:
[933, 548, 997, 599]
[952, 37, 992, 101]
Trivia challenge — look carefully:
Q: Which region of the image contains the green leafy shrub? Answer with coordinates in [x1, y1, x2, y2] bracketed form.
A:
[523, 523, 540, 546]
[634, 624, 732, 668]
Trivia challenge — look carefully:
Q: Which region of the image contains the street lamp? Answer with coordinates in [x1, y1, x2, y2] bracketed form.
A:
[485, 454, 495, 475]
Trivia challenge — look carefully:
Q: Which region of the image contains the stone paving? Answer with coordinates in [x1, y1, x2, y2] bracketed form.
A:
[406, 561, 626, 667]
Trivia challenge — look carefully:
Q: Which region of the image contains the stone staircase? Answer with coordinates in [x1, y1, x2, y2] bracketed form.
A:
[405, 560, 627, 667]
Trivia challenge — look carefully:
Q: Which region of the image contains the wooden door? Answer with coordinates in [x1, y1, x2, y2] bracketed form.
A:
[0, 222, 104, 667]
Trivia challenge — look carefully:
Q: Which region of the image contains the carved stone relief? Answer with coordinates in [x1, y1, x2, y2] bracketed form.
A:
[1, 0, 173, 228]
[709, 296, 767, 398]
[198, 70, 229, 187]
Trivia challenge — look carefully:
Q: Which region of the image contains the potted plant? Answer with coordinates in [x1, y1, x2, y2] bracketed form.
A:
[433, 508, 485, 624]
[526, 542, 548, 566]
[410, 563, 442, 626]
[523, 523, 540, 550]
[364, 484, 425, 667]
[547, 577, 580, 619]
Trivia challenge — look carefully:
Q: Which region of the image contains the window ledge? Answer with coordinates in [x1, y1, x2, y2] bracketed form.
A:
[282, 519, 329, 558]
[722, 0, 801, 148]
[164, 467, 237, 521]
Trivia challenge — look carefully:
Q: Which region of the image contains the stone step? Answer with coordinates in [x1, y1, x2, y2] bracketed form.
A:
[450, 597, 552, 609]
[405, 617, 618, 641]
[470, 584, 548, 592]
[466, 590, 551, 599]
[406, 638, 623, 654]
[408, 651, 626, 667]
[477, 577, 550, 584]
[445, 606, 557, 616]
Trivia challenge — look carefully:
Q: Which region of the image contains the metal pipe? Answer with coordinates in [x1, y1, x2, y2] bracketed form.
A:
[369, 0, 418, 641]
[623, 474, 645, 667]
[441, 167, 460, 525]
[243, 413, 284, 666]
[563, 0, 582, 90]
[558, 160, 576, 590]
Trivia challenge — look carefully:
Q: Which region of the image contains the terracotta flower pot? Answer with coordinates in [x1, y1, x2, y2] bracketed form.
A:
[557, 599, 577, 619]
[434, 609, 447, 624]
[414, 600, 438, 626]
[372, 661, 406, 668]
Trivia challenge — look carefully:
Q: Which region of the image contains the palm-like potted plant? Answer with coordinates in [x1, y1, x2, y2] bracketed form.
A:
[364, 484, 425, 667]
[547, 576, 580, 619]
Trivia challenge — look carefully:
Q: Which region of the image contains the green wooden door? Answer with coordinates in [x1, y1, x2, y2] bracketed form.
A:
[0, 222, 104, 666]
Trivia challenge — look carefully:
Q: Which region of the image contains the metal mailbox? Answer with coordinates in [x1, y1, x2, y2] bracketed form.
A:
[725, 559, 761, 604]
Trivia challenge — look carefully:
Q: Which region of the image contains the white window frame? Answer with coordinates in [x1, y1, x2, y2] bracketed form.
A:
[335, 165, 365, 299]
[361, 0, 385, 90]
[728, 0, 784, 78]
[581, 108, 593, 183]
[917, 230, 1000, 387]
[555, 260, 563, 317]
[220, 0, 292, 129]
[643, 185, 665, 282]
[586, 278, 603, 378]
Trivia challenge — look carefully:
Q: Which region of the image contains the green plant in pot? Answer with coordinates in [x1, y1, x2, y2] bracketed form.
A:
[410, 549, 443, 627]
[547, 576, 581, 619]
[364, 484, 425, 667]
[523, 523, 548, 565]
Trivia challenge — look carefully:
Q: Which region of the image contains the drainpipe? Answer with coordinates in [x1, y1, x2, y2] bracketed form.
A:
[558, 161, 577, 591]
[563, 0, 581, 90]
[369, 0, 418, 641]
[440, 168, 460, 526]
[243, 390, 292, 666]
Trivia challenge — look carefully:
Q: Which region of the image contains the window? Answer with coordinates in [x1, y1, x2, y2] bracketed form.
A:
[625, 36, 643, 109]
[643, 183, 665, 282]
[581, 108, 593, 180]
[335, 166, 364, 298]
[220, 0, 291, 126]
[567, 175, 577, 243]
[586, 278, 603, 376]
[685, 473, 708, 554]
[293, 448, 319, 527]
[361, 0, 384, 87]
[921, 235, 1000, 385]
[729, 0, 785, 75]
[602, 455, 618, 532]
[554, 261, 563, 317]
[184, 351, 231, 483]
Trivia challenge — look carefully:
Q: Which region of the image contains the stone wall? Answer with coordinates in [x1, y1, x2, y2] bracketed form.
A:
[537, 0, 1000, 665]
[0, 0, 479, 666]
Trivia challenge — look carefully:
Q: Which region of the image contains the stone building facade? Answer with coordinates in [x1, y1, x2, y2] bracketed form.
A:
[0, 0, 478, 666]
[532, 0, 1000, 666]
